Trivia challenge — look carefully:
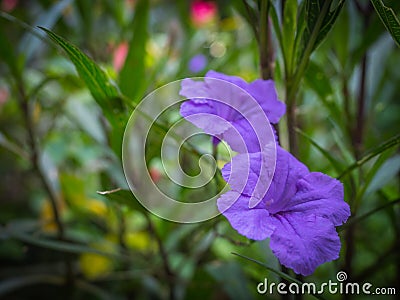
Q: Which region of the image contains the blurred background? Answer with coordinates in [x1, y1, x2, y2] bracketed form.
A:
[0, 0, 399, 299]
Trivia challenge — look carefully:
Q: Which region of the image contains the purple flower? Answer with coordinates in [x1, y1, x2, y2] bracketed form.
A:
[188, 54, 208, 73]
[218, 146, 350, 275]
[179, 70, 285, 153]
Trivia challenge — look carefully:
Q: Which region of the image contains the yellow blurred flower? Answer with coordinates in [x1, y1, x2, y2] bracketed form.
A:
[125, 231, 155, 252]
[86, 199, 108, 217]
[40, 199, 65, 233]
[79, 250, 113, 280]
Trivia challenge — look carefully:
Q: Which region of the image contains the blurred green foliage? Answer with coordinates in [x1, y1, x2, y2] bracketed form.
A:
[0, 0, 399, 299]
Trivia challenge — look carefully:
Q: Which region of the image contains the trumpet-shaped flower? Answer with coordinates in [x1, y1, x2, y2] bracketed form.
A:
[218, 146, 350, 275]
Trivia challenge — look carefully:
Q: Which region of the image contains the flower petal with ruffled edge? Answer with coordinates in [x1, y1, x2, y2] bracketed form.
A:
[179, 72, 283, 153]
[218, 146, 350, 275]
[283, 172, 350, 226]
[269, 212, 341, 276]
[206, 70, 286, 124]
[217, 191, 275, 240]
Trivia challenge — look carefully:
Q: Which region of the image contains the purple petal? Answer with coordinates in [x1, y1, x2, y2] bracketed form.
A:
[270, 212, 341, 276]
[263, 147, 309, 214]
[283, 172, 350, 226]
[180, 100, 230, 135]
[221, 150, 275, 202]
[247, 79, 286, 124]
[180, 76, 275, 153]
[217, 191, 275, 240]
[206, 70, 286, 124]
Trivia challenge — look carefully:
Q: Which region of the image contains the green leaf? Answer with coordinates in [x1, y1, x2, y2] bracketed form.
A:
[365, 154, 400, 196]
[38, 27, 121, 117]
[282, 0, 298, 74]
[269, 3, 283, 51]
[0, 275, 113, 300]
[0, 18, 18, 77]
[340, 198, 400, 231]
[232, 252, 301, 284]
[339, 134, 400, 179]
[38, 26, 126, 156]
[4, 229, 131, 261]
[289, 0, 345, 101]
[232, 252, 327, 300]
[206, 261, 253, 300]
[371, 0, 400, 47]
[119, 0, 149, 104]
[295, 128, 344, 174]
[302, 0, 345, 54]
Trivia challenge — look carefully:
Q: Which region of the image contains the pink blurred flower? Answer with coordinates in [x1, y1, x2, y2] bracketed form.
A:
[1, 0, 18, 12]
[0, 88, 9, 107]
[190, 0, 217, 27]
[113, 42, 129, 73]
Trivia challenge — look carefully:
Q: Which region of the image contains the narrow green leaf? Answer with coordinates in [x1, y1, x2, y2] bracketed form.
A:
[365, 154, 400, 196]
[301, 0, 345, 54]
[119, 0, 149, 103]
[5, 230, 131, 261]
[269, 3, 283, 51]
[232, 252, 327, 300]
[282, 0, 298, 74]
[39, 26, 126, 157]
[371, 0, 400, 47]
[314, 0, 345, 49]
[339, 198, 400, 231]
[339, 134, 400, 179]
[0, 18, 18, 77]
[0, 275, 113, 300]
[0, 132, 29, 160]
[232, 252, 301, 284]
[295, 128, 344, 174]
[38, 27, 122, 120]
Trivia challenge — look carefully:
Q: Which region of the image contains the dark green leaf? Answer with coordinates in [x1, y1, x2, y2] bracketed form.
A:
[295, 128, 344, 174]
[232, 253, 327, 300]
[371, 0, 400, 47]
[38, 27, 122, 119]
[282, 0, 298, 74]
[339, 134, 400, 179]
[39, 26, 126, 156]
[4, 230, 131, 261]
[302, 0, 345, 54]
[340, 198, 400, 231]
[119, 0, 149, 104]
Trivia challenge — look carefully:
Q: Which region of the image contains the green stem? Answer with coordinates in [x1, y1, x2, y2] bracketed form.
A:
[259, 0, 273, 79]
[14, 73, 73, 285]
[287, 0, 333, 103]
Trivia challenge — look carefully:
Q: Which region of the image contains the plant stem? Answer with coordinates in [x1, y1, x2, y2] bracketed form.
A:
[259, 0, 273, 80]
[15, 74, 73, 285]
[144, 213, 175, 300]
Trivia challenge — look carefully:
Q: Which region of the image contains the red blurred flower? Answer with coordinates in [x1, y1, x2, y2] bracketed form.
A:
[190, 0, 217, 27]
[1, 0, 18, 12]
[149, 167, 162, 183]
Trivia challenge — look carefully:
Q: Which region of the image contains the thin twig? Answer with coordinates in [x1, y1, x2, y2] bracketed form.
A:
[144, 213, 175, 300]
[14, 73, 73, 285]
